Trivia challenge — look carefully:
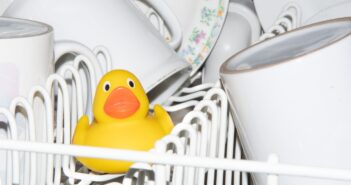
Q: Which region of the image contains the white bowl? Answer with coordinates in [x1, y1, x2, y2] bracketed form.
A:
[220, 18, 351, 185]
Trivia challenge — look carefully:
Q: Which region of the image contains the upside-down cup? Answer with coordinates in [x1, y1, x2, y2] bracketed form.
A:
[220, 18, 351, 185]
[4, 0, 190, 106]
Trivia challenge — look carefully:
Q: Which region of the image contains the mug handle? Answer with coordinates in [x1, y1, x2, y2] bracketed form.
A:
[54, 40, 103, 78]
[145, 0, 183, 49]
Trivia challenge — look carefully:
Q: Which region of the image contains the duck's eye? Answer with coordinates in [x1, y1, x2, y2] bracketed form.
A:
[103, 81, 110, 92]
[127, 78, 135, 88]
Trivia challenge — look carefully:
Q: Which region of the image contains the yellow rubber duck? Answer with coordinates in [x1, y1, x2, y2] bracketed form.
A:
[73, 70, 174, 173]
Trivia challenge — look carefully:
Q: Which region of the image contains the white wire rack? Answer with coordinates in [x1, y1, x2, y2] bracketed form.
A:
[1, 42, 351, 185]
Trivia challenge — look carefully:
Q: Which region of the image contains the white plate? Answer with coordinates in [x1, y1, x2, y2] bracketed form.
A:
[135, 0, 229, 76]
[175, 0, 229, 76]
[305, 1, 351, 25]
[254, 0, 347, 32]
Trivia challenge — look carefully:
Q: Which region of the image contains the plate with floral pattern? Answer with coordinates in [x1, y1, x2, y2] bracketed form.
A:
[174, 0, 229, 76]
[135, 0, 229, 76]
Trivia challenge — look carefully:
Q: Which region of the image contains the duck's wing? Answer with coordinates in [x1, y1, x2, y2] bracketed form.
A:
[72, 115, 90, 145]
[153, 104, 174, 133]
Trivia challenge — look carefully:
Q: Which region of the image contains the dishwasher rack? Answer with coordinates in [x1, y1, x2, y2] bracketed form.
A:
[1, 43, 351, 185]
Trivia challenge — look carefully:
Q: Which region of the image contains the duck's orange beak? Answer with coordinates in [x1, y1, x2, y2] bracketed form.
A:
[104, 87, 140, 119]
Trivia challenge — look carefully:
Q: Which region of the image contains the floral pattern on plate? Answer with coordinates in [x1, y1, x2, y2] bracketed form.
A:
[134, 0, 229, 76]
[178, 0, 229, 75]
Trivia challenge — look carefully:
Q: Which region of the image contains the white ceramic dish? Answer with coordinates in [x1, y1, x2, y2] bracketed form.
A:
[133, 0, 172, 44]
[305, 1, 351, 25]
[134, 0, 229, 75]
[0, 0, 11, 14]
[0, 18, 99, 185]
[254, 0, 347, 32]
[178, 0, 229, 75]
[220, 18, 351, 185]
[166, 0, 229, 76]
[202, 0, 260, 83]
[4, 0, 191, 106]
[0, 17, 53, 185]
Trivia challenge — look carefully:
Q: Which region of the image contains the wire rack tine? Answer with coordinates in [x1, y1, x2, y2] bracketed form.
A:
[9, 98, 36, 185]
[1, 108, 19, 185]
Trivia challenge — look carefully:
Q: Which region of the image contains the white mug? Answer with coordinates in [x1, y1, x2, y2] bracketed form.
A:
[0, 17, 111, 185]
[4, 0, 191, 106]
[220, 18, 351, 185]
[0, 17, 53, 185]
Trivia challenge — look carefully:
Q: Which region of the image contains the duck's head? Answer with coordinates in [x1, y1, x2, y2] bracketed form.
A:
[93, 70, 149, 123]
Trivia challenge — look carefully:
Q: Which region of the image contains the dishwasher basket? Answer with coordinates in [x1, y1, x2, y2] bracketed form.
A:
[1, 43, 351, 185]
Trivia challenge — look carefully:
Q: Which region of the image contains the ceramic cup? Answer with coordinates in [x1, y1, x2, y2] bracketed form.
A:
[0, 17, 53, 185]
[202, 0, 260, 83]
[4, 0, 191, 106]
[220, 18, 351, 185]
[0, 17, 109, 185]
